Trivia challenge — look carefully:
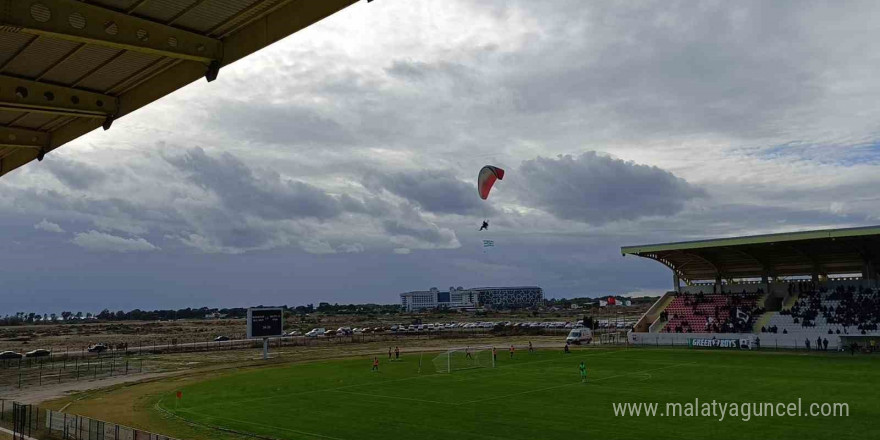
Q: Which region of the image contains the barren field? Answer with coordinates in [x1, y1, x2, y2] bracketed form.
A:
[0, 307, 645, 353]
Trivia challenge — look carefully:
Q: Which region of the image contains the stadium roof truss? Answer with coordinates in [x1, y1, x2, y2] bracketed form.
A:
[621, 226, 880, 284]
[0, 0, 363, 177]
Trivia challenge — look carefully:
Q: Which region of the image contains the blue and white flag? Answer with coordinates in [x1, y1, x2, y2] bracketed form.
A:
[482, 240, 495, 248]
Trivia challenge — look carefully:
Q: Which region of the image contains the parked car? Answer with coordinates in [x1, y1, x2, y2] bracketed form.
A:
[87, 344, 108, 353]
[286, 330, 302, 336]
[324, 329, 338, 337]
[25, 349, 51, 358]
[0, 351, 23, 360]
[214, 335, 230, 342]
[305, 328, 326, 338]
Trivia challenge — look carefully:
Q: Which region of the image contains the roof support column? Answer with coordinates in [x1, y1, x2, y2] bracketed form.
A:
[715, 274, 722, 294]
[864, 259, 878, 287]
[672, 272, 680, 293]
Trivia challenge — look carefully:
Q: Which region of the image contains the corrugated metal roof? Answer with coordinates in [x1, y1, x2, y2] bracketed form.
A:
[622, 225, 880, 282]
[0, 0, 361, 177]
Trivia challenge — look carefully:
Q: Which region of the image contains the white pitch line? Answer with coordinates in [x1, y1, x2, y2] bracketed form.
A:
[175, 408, 347, 440]
[459, 362, 697, 405]
[331, 389, 454, 405]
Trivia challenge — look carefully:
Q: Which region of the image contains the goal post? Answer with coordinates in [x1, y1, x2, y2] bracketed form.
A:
[431, 346, 496, 373]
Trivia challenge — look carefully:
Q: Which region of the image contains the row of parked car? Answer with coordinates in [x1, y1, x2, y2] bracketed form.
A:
[392, 321, 579, 331]
[296, 321, 602, 338]
[0, 344, 112, 360]
[0, 349, 50, 359]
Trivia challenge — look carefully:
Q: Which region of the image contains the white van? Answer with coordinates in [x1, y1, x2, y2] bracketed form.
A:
[305, 328, 326, 338]
[566, 328, 593, 345]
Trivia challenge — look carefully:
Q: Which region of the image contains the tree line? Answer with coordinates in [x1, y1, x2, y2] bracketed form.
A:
[0, 303, 403, 326]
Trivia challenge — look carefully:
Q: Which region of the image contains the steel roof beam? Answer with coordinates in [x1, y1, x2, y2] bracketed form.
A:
[0, 126, 50, 150]
[0, 0, 358, 177]
[0, 75, 117, 119]
[0, 0, 222, 64]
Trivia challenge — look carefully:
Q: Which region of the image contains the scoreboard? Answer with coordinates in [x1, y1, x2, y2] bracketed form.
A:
[247, 308, 284, 339]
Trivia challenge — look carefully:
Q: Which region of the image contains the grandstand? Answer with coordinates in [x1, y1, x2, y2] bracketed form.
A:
[622, 226, 880, 349]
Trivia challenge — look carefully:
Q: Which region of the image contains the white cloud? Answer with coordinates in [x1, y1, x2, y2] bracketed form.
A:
[34, 219, 64, 233]
[4, 0, 880, 309]
[71, 231, 158, 253]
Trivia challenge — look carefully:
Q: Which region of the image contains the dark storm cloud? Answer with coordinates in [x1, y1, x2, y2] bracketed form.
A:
[364, 169, 487, 216]
[44, 159, 107, 190]
[515, 152, 705, 224]
[166, 147, 342, 221]
[481, 1, 823, 140]
[209, 101, 354, 146]
[6, 0, 880, 313]
[382, 218, 458, 248]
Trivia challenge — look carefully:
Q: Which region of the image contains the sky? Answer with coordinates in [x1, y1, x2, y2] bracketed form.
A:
[3, 0, 880, 313]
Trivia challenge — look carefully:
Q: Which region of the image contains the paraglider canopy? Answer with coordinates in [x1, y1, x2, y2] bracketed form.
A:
[478, 166, 505, 200]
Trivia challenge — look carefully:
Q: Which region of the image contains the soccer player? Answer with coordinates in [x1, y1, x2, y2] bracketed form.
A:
[372, 357, 379, 372]
[509, 344, 515, 359]
[388, 347, 392, 360]
[492, 346, 497, 362]
[465, 347, 473, 360]
[579, 361, 587, 382]
[395, 346, 400, 360]
[528, 341, 534, 352]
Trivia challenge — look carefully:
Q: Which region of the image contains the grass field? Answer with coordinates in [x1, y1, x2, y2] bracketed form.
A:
[142, 348, 880, 440]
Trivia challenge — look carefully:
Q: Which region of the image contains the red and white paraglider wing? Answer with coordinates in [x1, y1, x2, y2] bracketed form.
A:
[477, 166, 505, 200]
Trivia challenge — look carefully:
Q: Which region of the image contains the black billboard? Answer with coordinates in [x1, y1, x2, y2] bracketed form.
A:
[247, 308, 284, 338]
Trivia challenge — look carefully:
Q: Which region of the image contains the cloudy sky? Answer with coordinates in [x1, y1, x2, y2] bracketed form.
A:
[3, 0, 880, 313]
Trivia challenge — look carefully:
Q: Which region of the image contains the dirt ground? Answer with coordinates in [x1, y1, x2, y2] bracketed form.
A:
[0, 307, 646, 354]
[28, 336, 623, 440]
[1, 371, 175, 405]
[32, 335, 591, 407]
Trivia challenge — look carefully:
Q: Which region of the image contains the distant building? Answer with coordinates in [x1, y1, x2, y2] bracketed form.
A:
[400, 286, 542, 311]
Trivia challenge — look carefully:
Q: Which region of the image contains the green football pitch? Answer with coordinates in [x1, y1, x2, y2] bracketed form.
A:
[157, 348, 879, 440]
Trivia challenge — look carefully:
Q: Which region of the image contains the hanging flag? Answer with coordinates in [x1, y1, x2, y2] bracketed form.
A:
[482, 240, 495, 248]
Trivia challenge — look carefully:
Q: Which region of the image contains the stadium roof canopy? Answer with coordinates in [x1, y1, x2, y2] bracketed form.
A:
[621, 225, 880, 283]
[0, 0, 360, 178]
